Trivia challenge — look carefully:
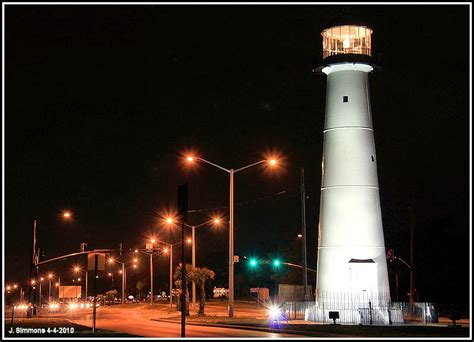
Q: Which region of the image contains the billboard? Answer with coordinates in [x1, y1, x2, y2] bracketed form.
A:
[59, 285, 82, 299]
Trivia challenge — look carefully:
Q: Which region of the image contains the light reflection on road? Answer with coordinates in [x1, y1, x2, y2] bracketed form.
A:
[66, 305, 303, 338]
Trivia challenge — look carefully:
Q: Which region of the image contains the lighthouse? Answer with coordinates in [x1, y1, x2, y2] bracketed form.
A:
[308, 17, 394, 324]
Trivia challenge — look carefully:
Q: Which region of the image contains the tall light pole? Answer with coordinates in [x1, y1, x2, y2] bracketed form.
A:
[149, 239, 156, 304]
[38, 278, 44, 307]
[48, 274, 53, 302]
[107, 259, 126, 305]
[73, 266, 88, 302]
[55, 278, 61, 300]
[300, 168, 309, 300]
[159, 240, 183, 308]
[184, 155, 278, 317]
[167, 217, 222, 309]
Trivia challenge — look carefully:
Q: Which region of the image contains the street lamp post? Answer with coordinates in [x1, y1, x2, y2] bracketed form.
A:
[146, 239, 157, 304]
[74, 266, 88, 302]
[185, 155, 278, 317]
[107, 259, 127, 305]
[150, 253, 153, 304]
[184, 219, 221, 308]
[48, 274, 53, 302]
[191, 226, 196, 307]
[38, 278, 43, 308]
[159, 240, 183, 308]
[166, 217, 222, 309]
[56, 278, 61, 300]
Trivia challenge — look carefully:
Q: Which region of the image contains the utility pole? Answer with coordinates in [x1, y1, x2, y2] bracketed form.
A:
[409, 204, 416, 316]
[150, 253, 153, 304]
[178, 183, 188, 338]
[301, 168, 309, 301]
[28, 220, 37, 308]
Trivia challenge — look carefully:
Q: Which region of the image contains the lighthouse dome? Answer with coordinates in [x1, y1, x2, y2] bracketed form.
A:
[314, 14, 380, 72]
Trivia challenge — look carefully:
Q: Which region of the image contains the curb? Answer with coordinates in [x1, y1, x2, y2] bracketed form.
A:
[150, 318, 351, 337]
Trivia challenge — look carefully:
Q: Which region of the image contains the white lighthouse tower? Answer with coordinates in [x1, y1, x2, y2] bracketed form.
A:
[308, 18, 394, 324]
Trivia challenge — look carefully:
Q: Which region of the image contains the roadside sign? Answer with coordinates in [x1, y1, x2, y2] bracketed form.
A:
[87, 253, 105, 271]
[233, 255, 239, 263]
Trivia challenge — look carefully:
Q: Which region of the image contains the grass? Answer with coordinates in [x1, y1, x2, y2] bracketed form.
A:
[4, 318, 138, 337]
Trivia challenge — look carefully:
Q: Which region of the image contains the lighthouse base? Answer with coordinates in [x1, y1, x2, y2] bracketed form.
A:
[304, 301, 404, 325]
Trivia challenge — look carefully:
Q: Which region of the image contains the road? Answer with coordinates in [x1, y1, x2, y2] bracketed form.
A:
[66, 304, 303, 338]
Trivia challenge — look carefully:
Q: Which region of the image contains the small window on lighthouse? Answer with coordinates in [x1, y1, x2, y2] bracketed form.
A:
[343, 96, 349, 103]
[371, 155, 375, 162]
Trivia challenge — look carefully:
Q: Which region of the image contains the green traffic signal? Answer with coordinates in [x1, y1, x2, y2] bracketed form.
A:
[273, 259, 281, 267]
[249, 258, 258, 267]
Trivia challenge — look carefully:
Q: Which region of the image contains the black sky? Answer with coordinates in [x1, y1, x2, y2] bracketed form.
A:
[4, 4, 471, 304]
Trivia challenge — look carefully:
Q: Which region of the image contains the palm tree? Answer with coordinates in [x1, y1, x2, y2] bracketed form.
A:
[190, 267, 215, 316]
[174, 264, 192, 316]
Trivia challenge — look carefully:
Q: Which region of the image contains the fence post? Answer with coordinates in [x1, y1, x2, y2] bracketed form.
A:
[388, 301, 392, 325]
[369, 300, 373, 325]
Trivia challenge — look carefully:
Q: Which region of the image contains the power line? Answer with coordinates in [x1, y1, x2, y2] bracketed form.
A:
[187, 190, 290, 213]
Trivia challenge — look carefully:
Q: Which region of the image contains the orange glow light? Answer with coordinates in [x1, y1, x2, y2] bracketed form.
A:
[186, 238, 192, 244]
[151, 238, 156, 244]
[186, 156, 194, 162]
[166, 217, 174, 225]
[62, 211, 72, 219]
[164, 248, 169, 254]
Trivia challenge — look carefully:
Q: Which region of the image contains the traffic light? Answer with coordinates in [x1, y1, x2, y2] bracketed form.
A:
[119, 243, 123, 256]
[386, 249, 395, 262]
[272, 259, 281, 267]
[249, 258, 258, 268]
[38, 248, 45, 261]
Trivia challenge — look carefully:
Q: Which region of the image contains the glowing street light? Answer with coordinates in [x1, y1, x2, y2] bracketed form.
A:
[62, 211, 72, 220]
[183, 153, 280, 317]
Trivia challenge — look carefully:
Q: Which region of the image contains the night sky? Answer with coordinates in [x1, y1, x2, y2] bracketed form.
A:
[4, 4, 471, 305]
